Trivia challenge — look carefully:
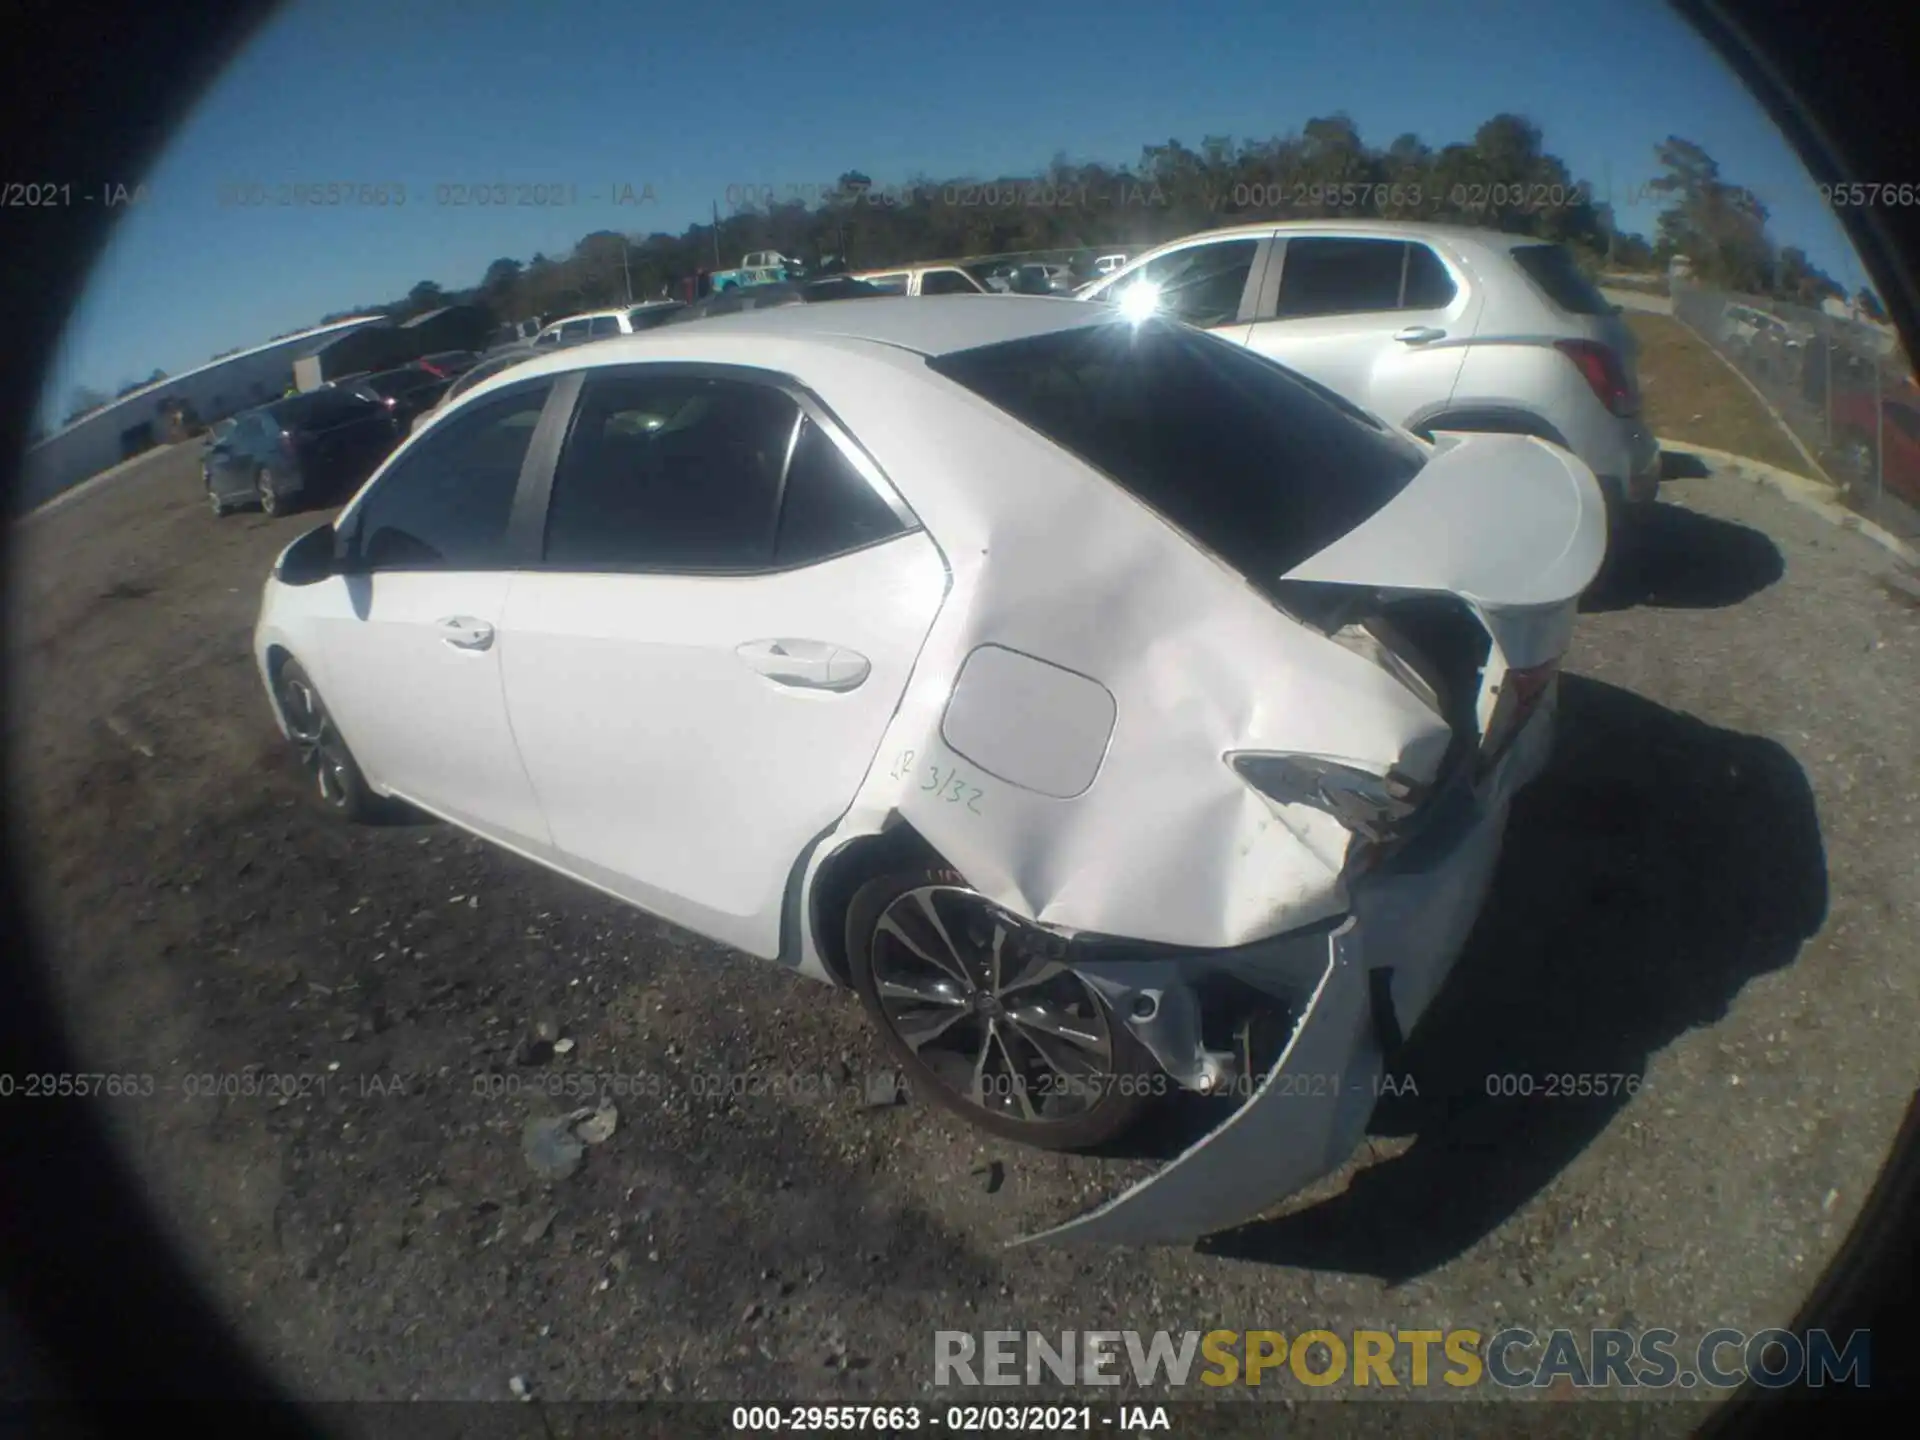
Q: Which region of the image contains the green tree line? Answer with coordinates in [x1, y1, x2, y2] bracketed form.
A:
[297, 115, 1851, 332]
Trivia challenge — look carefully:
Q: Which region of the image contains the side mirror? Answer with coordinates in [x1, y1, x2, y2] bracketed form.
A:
[276, 522, 339, 586]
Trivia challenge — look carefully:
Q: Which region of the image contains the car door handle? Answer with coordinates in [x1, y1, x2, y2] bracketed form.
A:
[437, 616, 494, 650]
[736, 638, 870, 692]
[1393, 325, 1447, 344]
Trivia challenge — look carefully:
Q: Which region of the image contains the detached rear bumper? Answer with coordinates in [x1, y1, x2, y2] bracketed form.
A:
[1019, 694, 1554, 1246]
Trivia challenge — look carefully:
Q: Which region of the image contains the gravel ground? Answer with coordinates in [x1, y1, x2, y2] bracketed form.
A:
[6, 442, 1917, 1407]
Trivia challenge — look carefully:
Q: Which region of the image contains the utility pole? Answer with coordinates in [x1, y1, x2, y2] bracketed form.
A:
[621, 240, 633, 304]
[711, 200, 723, 267]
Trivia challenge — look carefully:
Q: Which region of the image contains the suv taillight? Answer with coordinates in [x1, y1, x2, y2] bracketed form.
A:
[1556, 339, 1636, 418]
[279, 430, 297, 456]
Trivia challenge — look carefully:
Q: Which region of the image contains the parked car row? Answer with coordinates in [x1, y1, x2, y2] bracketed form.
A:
[252, 288, 1606, 1243]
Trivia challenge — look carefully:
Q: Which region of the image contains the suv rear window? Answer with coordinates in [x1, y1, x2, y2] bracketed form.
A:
[927, 319, 1426, 581]
[1509, 244, 1612, 316]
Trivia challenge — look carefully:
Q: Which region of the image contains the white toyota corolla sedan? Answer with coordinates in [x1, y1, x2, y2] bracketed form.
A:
[253, 296, 1606, 1244]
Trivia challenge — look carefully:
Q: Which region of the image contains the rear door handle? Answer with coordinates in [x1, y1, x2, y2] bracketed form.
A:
[736, 638, 870, 691]
[1393, 325, 1447, 344]
[437, 616, 494, 650]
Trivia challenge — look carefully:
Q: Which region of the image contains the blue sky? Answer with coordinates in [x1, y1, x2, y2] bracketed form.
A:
[38, 0, 1869, 432]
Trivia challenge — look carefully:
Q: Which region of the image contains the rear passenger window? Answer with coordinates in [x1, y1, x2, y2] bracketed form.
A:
[1275, 238, 1409, 317]
[774, 419, 907, 566]
[1402, 244, 1458, 309]
[544, 375, 798, 571]
[589, 315, 622, 337]
[349, 383, 551, 571]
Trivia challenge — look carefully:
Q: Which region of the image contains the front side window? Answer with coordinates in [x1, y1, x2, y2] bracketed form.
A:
[589, 315, 622, 338]
[534, 329, 560, 347]
[543, 374, 799, 571]
[559, 319, 592, 344]
[1128, 239, 1261, 328]
[347, 383, 551, 571]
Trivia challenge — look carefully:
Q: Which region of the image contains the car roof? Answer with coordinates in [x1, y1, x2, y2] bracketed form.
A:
[547, 308, 631, 325]
[1147, 217, 1561, 250]
[548, 294, 1119, 358]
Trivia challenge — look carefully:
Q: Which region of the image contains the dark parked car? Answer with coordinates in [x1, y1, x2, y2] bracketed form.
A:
[347, 364, 452, 427]
[415, 350, 480, 380]
[204, 389, 401, 517]
[408, 346, 546, 432]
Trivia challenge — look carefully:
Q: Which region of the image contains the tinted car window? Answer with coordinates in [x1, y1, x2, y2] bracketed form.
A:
[273, 389, 380, 428]
[589, 315, 622, 337]
[348, 383, 551, 571]
[362, 369, 436, 398]
[1403, 244, 1458, 309]
[1131, 239, 1260, 327]
[544, 375, 800, 571]
[774, 418, 908, 566]
[1275, 237, 1408, 317]
[560, 319, 592, 343]
[534, 330, 561, 347]
[447, 352, 536, 401]
[1509, 243, 1612, 316]
[921, 270, 978, 296]
[927, 319, 1425, 581]
[628, 306, 681, 331]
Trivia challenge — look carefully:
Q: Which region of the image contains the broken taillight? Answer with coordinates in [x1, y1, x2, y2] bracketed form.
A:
[1480, 658, 1559, 766]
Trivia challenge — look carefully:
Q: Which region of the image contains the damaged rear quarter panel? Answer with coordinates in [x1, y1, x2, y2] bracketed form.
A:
[799, 343, 1454, 952]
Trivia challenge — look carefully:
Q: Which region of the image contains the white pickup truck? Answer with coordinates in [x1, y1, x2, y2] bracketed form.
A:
[850, 263, 988, 296]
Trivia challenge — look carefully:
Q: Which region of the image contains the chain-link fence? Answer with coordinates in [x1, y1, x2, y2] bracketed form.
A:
[1670, 283, 1920, 541]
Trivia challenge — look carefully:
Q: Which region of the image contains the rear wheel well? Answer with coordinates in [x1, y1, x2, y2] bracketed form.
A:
[807, 820, 950, 988]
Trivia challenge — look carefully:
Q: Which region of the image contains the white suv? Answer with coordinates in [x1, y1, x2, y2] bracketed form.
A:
[1079, 221, 1660, 507]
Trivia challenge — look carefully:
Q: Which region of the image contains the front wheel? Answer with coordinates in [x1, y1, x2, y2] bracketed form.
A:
[846, 868, 1158, 1150]
[274, 660, 381, 821]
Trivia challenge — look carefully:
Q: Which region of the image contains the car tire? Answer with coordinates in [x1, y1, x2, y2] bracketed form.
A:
[256, 466, 293, 517]
[207, 480, 230, 518]
[846, 867, 1157, 1151]
[273, 659, 382, 822]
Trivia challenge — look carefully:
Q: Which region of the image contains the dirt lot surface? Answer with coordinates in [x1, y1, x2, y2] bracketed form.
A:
[7, 440, 1919, 1407]
[1628, 313, 1811, 477]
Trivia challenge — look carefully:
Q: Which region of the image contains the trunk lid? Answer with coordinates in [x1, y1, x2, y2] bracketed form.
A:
[1280, 429, 1605, 664]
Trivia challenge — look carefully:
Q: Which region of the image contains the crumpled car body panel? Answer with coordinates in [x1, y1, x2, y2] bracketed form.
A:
[768, 332, 1605, 1242]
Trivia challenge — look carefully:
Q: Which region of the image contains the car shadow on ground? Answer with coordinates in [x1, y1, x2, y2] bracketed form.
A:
[1660, 450, 1713, 480]
[1194, 674, 1827, 1280]
[1581, 502, 1785, 612]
